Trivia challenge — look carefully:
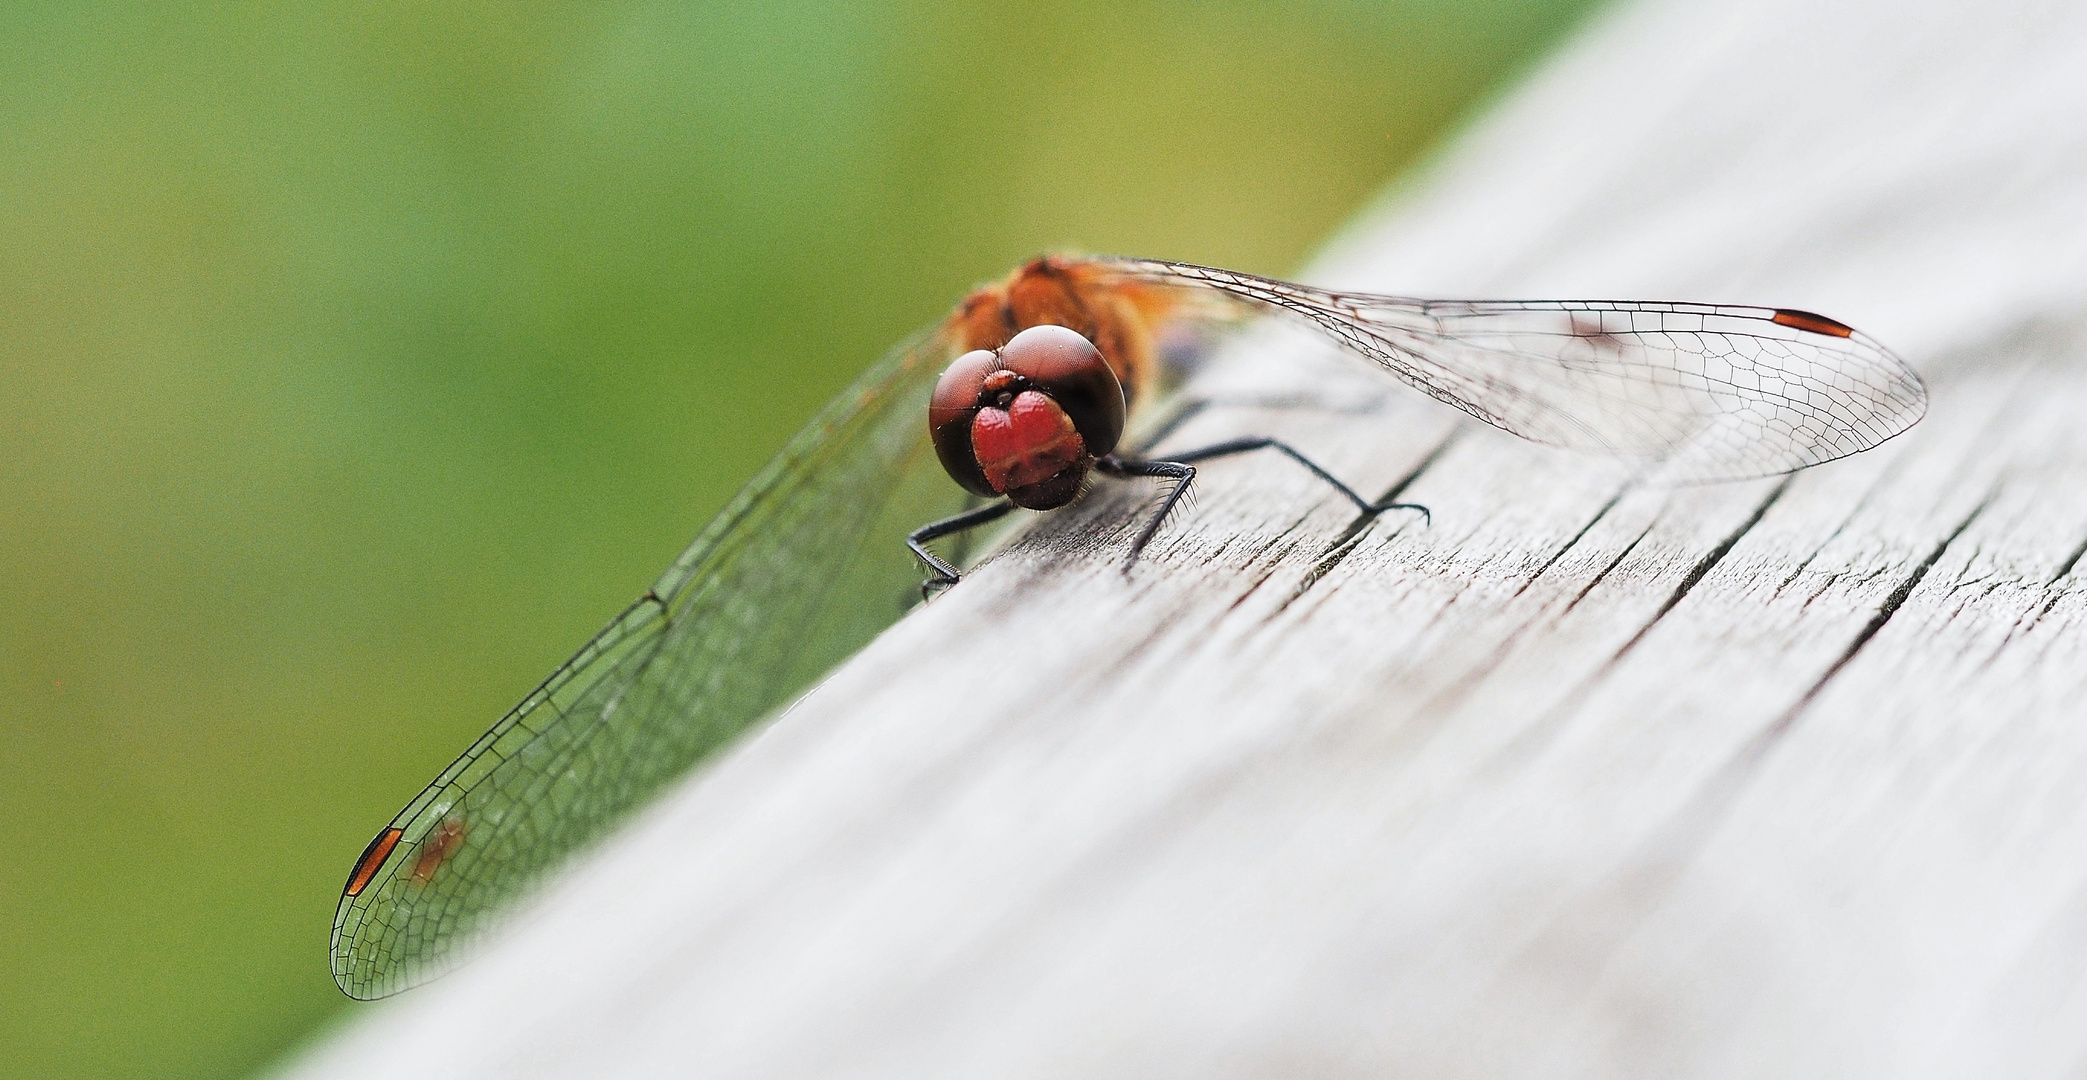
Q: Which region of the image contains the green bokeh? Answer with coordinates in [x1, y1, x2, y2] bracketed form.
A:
[0, 2, 1594, 1077]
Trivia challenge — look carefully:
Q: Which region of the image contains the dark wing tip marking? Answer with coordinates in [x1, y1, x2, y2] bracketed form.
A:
[344, 828, 404, 898]
[1772, 308, 1855, 338]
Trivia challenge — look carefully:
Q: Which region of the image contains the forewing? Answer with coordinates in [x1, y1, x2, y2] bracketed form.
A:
[1099, 258, 1927, 482]
[331, 328, 975, 999]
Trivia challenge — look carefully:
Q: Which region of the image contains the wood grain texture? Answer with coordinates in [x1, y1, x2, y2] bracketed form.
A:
[282, 0, 2087, 1076]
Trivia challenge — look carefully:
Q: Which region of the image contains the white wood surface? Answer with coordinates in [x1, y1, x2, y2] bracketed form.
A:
[284, 0, 2087, 1076]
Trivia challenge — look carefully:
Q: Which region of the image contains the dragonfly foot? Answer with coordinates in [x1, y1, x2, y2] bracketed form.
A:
[1369, 500, 1430, 527]
[907, 499, 1012, 603]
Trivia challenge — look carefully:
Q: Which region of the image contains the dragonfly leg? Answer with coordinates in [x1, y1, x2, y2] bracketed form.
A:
[1093, 456, 1197, 568]
[1100, 437, 1431, 569]
[1155, 437, 1431, 524]
[907, 499, 1014, 599]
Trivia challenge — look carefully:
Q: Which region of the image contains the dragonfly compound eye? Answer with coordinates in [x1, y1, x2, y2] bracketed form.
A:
[927, 325, 1125, 510]
[996, 324, 1127, 457]
[929, 348, 1003, 497]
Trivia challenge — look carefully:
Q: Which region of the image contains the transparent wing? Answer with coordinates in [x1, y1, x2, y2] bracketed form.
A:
[1097, 258, 1928, 482]
[331, 327, 976, 999]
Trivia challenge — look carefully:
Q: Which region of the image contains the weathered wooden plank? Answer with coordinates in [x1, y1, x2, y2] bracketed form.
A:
[282, 0, 2087, 1075]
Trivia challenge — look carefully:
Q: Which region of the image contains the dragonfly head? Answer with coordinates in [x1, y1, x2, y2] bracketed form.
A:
[929, 324, 1126, 510]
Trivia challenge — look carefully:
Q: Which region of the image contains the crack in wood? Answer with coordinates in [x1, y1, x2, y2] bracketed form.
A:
[1514, 488, 1627, 600]
[1221, 563, 1293, 620]
[1769, 478, 1887, 601]
[1291, 531, 1372, 603]
[2050, 530, 2087, 584]
[1503, 493, 1999, 992]
[1972, 514, 2087, 666]
[2009, 525, 2087, 641]
[1410, 490, 1638, 723]
[1268, 508, 1328, 550]
[1736, 487, 1997, 770]
[1412, 523, 1652, 735]
[1561, 522, 1656, 617]
[1482, 477, 1797, 774]
[1610, 475, 1795, 664]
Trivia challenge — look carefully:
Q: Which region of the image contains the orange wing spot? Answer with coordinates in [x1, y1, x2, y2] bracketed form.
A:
[408, 817, 468, 887]
[1772, 309, 1855, 338]
[344, 828, 404, 897]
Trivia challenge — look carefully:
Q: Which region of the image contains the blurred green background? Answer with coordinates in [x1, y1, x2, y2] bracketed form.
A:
[0, 2, 1596, 1077]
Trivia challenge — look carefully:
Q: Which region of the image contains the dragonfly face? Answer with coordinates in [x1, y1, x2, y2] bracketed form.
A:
[928, 326, 1127, 510]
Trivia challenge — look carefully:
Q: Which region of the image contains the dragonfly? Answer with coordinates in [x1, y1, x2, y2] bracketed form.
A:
[330, 255, 1927, 999]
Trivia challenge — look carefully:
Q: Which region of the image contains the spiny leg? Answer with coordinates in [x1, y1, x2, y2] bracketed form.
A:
[1094, 456, 1196, 568]
[907, 499, 1013, 599]
[1099, 437, 1431, 570]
